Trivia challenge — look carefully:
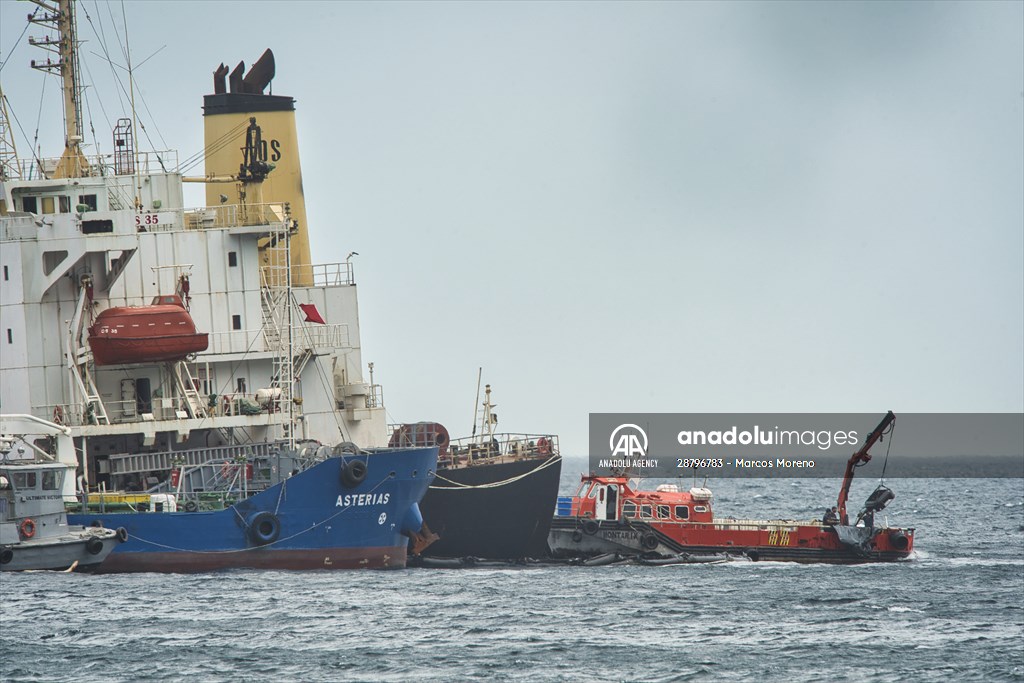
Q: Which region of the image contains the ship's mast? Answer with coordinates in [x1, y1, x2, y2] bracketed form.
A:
[28, 0, 88, 178]
[0, 86, 21, 180]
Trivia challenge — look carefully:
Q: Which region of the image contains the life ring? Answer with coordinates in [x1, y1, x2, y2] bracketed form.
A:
[18, 519, 36, 539]
[85, 538, 104, 555]
[582, 519, 599, 535]
[537, 437, 551, 455]
[52, 405, 65, 425]
[340, 459, 368, 489]
[116, 527, 129, 543]
[0, 547, 12, 565]
[641, 533, 660, 550]
[247, 512, 281, 546]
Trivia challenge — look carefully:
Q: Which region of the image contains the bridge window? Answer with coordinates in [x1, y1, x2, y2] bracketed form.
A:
[12, 472, 37, 490]
[41, 197, 55, 214]
[622, 502, 637, 518]
[639, 504, 653, 518]
[42, 470, 62, 490]
[675, 505, 689, 520]
[22, 196, 38, 213]
[82, 219, 114, 234]
[78, 194, 98, 211]
[59, 196, 71, 213]
[657, 505, 671, 519]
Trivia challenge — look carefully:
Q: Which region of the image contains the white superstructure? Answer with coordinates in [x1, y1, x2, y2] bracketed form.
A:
[0, 2, 386, 494]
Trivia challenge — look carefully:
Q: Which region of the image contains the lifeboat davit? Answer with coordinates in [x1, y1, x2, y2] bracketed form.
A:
[88, 294, 209, 366]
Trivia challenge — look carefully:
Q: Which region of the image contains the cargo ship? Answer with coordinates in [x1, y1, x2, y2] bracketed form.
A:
[549, 412, 915, 563]
[390, 382, 562, 560]
[0, 0, 436, 571]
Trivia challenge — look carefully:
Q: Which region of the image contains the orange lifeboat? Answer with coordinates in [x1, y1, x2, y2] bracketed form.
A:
[88, 294, 209, 366]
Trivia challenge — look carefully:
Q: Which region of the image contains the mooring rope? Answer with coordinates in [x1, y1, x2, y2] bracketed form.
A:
[428, 455, 561, 491]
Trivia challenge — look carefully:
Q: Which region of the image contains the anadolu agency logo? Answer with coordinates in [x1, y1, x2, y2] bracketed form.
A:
[600, 424, 658, 470]
[609, 423, 648, 457]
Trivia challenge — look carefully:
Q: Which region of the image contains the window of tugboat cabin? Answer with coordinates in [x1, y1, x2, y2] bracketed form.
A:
[623, 502, 638, 518]
[41, 470, 63, 491]
[11, 472, 37, 490]
[639, 504, 653, 518]
[657, 505, 671, 519]
[675, 505, 689, 520]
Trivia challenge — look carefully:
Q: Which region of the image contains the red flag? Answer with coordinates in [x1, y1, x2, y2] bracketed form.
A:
[299, 303, 326, 324]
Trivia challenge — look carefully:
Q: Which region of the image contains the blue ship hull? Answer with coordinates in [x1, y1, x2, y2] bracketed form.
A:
[68, 447, 437, 572]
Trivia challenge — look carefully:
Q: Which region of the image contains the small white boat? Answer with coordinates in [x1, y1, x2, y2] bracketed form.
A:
[1, 460, 125, 572]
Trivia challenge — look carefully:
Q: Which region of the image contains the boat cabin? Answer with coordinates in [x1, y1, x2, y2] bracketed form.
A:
[567, 476, 714, 524]
[0, 462, 72, 544]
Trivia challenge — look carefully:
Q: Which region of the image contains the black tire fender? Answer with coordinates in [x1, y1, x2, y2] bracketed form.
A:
[116, 527, 129, 543]
[0, 547, 12, 565]
[571, 529, 583, 543]
[582, 519, 599, 535]
[85, 538, 104, 555]
[247, 511, 281, 546]
[340, 459, 368, 489]
[641, 533, 659, 550]
[888, 530, 909, 551]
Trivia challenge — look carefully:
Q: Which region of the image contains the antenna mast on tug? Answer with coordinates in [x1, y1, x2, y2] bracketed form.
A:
[28, 0, 89, 178]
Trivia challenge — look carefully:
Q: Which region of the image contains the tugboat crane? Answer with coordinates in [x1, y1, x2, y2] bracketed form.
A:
[836, 411, 896, 525]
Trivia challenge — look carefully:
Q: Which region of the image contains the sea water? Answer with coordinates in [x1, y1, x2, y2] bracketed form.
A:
[1, 475, 1021, 682]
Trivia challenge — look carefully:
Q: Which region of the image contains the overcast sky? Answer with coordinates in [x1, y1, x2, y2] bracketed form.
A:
[2, 1, 1021, 455]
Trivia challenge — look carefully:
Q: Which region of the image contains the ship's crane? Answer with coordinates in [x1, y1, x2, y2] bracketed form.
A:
[836, 411, 895, 525]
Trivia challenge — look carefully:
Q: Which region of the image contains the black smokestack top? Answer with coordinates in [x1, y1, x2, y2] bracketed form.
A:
[213, 50, 276, 95]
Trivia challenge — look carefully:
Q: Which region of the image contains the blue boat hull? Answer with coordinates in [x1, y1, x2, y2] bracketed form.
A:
[68, 447, 437, 572]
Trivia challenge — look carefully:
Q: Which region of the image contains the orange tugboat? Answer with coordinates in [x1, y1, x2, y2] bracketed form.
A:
[549, 412, 914, 563]
[88, 292, 209, 366]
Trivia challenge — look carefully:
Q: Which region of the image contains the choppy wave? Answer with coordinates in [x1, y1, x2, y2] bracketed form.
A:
[1, 478, 1022, 682]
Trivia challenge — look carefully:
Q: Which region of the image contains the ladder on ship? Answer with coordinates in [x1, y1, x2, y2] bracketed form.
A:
[65, 276, 110, 425]
[257, 209, 302, 440]
[170, 361, 209, 419]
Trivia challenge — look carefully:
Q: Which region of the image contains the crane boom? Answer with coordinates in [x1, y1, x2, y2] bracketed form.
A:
[837, 411, 895, 524]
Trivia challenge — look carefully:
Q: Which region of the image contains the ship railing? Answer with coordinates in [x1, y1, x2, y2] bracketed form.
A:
[215, 393, 276, 417]
[301, 263, 355, 288]
[366, 384, 384, 409]
[182, 202, 290, 230]
[207, 328, 270, 355]
[107, 441, 285, 478]
[14, 150, 180, 181]
[384, 431, 558, 468]
[448, 432, 558, 456]
[35, 392, 284, 427]
[292, 323, 351, 351]
[34, 401, 110, 427]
